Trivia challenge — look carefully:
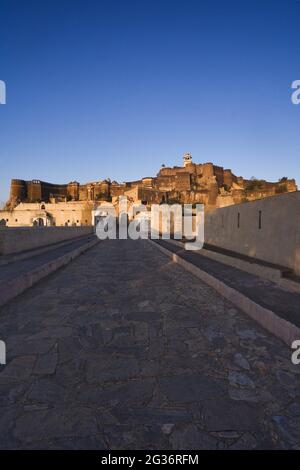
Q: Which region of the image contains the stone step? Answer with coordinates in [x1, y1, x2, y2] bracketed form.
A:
[168, 239, 300, 294]
[149, 238, 300, 345]
[0, 234, 93, 266]
[0, 235, 99, 308]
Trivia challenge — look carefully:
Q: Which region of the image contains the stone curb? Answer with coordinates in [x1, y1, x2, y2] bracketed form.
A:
[0, 237, 99, 308]
[166, 239, 300, 295]
[0, 234, 94, 267]
[148, 238, 300, 346]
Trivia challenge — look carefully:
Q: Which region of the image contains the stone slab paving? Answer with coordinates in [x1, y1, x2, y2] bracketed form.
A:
[0, 239, 300, 450]
[0, 235, 93, 267]
[156, 240, 300, 328]
[0, 235, 96, 283]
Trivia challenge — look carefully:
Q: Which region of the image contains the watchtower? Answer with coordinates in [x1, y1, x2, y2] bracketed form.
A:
[183, 153, 192, 167]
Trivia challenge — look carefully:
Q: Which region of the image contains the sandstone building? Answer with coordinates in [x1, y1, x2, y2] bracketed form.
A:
[1, 154, 297, 227]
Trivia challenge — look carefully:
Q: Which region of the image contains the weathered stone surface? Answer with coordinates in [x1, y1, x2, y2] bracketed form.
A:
[0, 382, 29, 406]
[14, 406, 99, 443]
[276, 370, 296, 388]
[201, 399, 260, 432]
[272, 415, 300, 445]
[14, 409, 65, 442]
[234, 353, 250, 370]
[158, 374, 226, 403]
[0, 356, 36, 384]
[34, 348, 58, 375]
[0, 239, 299, 449]
[229, 388, 258, 402]
[27, 378, 66, 404]
[111, 406, 193, 426]
[76, 379, 155, 406]
[228, 371, 255, 389]
[161, 423, 175, 435]
[86, 356, 141, 383]
[229, 432, 257, 449]
[236, 329, 258, 340]
[23, 435, 107, 450]
[7, 337, 56, 358]
[169, 424, 218, 450]
[104, 424, 169, 450]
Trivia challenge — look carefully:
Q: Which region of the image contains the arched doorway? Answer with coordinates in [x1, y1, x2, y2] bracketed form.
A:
[33, 218, 44, 227]
[0, 219, 6, 226]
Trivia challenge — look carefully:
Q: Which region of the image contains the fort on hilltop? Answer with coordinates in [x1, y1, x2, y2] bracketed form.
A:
[1, 153, 297, 227]
[7, 154, 297, 207]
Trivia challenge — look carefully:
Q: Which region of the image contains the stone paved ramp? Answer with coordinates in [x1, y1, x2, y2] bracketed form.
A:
[156, 240, 300, 328]
[0, 239, 300, 450]
[0, 235, 96, 283]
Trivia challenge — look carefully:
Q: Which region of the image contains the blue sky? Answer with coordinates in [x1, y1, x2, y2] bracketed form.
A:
[0, 0, 300, 203]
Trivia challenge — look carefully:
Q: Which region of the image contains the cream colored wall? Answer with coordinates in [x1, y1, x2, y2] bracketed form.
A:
[0, 226, 93, 255]
[0, 201, 94, 227]
[204, 191, 300, 275]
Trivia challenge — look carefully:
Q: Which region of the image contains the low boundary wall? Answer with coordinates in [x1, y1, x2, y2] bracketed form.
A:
[204, 191, 300, 275]
[0, 226, 94, 255]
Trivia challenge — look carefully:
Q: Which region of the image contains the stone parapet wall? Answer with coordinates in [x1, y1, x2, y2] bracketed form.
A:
[0, 226, 93, 255]
[204, 191, 300, 275]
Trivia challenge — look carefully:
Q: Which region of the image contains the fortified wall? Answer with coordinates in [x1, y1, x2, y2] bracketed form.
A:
[9, 179, 111, 206]
[3, 153, 297, 227]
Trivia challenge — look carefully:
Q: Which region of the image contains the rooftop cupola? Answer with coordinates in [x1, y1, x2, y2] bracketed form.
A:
[183, 153, 192, 167]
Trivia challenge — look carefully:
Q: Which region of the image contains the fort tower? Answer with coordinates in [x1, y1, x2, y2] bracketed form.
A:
[183, 153, 192, 167]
